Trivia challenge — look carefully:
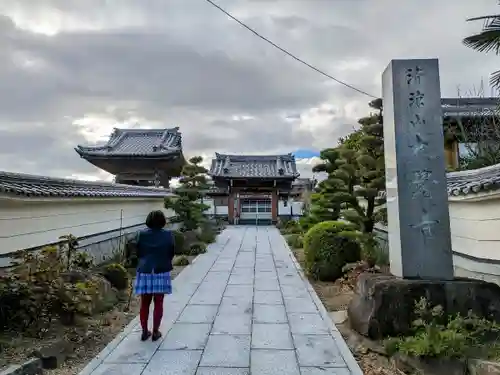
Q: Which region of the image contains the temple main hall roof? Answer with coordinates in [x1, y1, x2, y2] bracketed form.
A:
[209, 153, 299, 179]
[75, 127, 182, 158]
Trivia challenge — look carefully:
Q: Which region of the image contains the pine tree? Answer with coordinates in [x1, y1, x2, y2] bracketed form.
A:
[165, 156, 210, 231]
[307, 148, 355, 225]
[341, 98, 386, 233]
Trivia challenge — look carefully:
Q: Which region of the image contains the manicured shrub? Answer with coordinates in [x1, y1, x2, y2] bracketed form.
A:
[197, 228, 216, 244]
[189, 242, 207, 256]
[172, 230, 186, 255]
[286, 233, 303, 249]
[303, 221, 361, 281]
[173, 255, 190, 266]
[102, 263, 129, 290]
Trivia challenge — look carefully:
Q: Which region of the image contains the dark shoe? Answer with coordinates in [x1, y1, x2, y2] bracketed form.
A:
[152, 330, 162, 342]
[141, 330, 152, 341]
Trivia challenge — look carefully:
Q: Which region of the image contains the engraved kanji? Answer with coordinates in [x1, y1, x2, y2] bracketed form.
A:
[410, 114, 426, 128]
[406, 66, 424, 85]
[411, 170, 432, 198]
[409, 91, 425, 108]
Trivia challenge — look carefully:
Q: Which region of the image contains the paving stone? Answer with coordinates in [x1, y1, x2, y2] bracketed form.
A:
[196, 368, 250, 375]
[142, 350, 202, 375]
[281, 285, 310, 299]
[293, 335, 347, 368]
[254, 279, 280, 291]
[288, 313, 329, 335]
[204, 272, 231, 283]
[254, 290, 283, 305]
[103, 331, 160, 364]
[200, 335, 251, 367]
[284, 297, 318, 314]
[253, 304, 288, 324]
[252, 324, 294, 349]
[89, 363, 146, 375]
[251, 350, 300, 375]
[177, 305, 219, 324]
[228, 273, 254, 285]
[160, 323, 211, 350]
[190, 291, 224, 305]
[219, 297, 253, 315]
[212, 314, 252, 335]
[224, 285, 254, 298]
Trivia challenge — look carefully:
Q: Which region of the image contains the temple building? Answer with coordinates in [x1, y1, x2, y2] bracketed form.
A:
[208, 153, 300, 224]
[75, 127, 185, 187]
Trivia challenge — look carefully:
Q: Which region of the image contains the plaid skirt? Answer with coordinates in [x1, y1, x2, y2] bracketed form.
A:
[134, 271, 172, 295]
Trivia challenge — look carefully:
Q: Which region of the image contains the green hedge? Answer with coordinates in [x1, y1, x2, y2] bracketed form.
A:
[303, 221, 360, 281]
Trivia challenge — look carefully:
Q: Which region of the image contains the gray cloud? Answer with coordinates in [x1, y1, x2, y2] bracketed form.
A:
[0, 0, 498, 180]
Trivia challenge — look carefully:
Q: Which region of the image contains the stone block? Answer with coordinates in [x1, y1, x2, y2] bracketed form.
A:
[32, 339, 74, 369]
[469, 359, 500, 375]
[348, 273, 500, 339]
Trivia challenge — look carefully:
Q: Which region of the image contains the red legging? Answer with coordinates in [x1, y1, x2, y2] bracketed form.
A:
[139, 294, 164, 332]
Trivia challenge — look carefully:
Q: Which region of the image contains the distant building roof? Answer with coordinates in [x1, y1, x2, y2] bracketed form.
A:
[209, 153, 299, 179]
[75, 127, 182, 158]
[0, 171, 173, 198]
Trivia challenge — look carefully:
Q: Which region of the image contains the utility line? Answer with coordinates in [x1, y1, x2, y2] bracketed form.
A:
[203, 0, 377, 98]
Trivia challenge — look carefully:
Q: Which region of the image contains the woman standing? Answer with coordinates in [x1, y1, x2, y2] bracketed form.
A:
[134, 210, 175, 341]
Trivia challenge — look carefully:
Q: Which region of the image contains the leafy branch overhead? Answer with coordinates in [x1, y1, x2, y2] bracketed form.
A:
[463, 10, 500, 88]
[165, 156, 210, 231]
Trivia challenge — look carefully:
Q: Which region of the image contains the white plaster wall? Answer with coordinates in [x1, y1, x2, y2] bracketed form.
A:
[449, 197, 500, 262]
[278, 200, 304, 216]
[0, 197, 174, 255]
[199, 198, 228, 216]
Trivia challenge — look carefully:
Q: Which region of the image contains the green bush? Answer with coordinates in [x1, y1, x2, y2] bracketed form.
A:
[197, 229, 216, 244]
[102, 263, 129, 290]
[286, 233, 303, 249]
[72, 252, 94, 269]
[172, 230, 186, 255]
[189, 242, 207, 255]
[385, 297, 500, 359]
[303, 221, 361, 281]
[0, 246, 98, 331]
[173, 255, 190, 266]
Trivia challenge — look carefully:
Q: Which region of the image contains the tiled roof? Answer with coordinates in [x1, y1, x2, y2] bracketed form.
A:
[75, 127, 182, 157]
[0, 171, 173, 198]
[209, 153, 299, 178]
[447, 164, 500, 196]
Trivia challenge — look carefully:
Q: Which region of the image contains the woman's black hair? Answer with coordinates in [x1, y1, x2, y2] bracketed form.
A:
[145, 210, 167, 229]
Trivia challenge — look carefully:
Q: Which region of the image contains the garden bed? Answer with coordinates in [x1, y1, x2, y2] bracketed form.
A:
[0, 255, 196, 375]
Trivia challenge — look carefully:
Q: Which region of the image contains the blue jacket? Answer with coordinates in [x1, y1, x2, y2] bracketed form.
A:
[136, 228, 175, 274]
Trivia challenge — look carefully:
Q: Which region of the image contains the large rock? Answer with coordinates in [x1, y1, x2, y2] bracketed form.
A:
[348, 273, 500, 339]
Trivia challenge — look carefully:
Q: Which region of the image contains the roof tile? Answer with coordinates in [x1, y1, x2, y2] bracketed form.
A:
[209, 153, 299, 178]
[0, 171, 173, 198]
[75, 127, 182, 157]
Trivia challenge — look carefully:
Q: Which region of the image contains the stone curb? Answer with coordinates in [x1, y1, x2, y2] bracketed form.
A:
[0, 358, 42, 375]
[284, 235, 364, 375]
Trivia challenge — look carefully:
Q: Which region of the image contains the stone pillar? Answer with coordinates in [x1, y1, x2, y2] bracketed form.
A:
[382, 58, 454, 280]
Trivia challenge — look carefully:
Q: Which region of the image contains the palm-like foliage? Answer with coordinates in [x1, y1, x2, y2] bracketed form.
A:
[463, 8, 500, 88]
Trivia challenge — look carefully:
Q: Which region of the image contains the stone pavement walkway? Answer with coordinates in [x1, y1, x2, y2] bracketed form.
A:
[79, 226, 362, 375]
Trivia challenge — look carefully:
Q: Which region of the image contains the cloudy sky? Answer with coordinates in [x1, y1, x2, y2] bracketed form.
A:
[0, 0, 499, 181]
